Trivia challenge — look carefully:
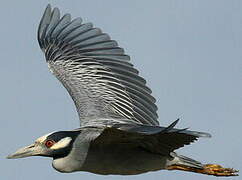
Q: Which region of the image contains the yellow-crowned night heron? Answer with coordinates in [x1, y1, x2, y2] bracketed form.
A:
[7, 4, 238, 176]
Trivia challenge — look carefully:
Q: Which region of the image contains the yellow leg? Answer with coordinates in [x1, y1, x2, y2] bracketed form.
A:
[166, 164, 239, 176]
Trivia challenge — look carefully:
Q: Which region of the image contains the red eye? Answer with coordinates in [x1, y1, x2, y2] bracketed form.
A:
[45, 140, 55, 148]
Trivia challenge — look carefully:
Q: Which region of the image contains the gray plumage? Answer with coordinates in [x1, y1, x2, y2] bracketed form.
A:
[37, 5, 210, 174]
[8, 4, 224, 176]
[38, 4, 159, 127]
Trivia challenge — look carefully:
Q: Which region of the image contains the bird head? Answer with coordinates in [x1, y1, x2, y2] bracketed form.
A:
[7, 131, 80, 159]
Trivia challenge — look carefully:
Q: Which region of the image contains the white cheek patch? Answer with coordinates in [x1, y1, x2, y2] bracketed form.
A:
[50, 137, 72, 150]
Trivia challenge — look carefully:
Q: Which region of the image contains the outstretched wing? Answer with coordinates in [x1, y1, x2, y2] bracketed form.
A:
[92, 119, 211, 156]
[38, 5, 159, 127]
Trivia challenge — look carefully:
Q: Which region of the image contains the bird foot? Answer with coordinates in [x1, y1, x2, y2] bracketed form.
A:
[202, 164, 239, 176]
[166, 164, 239, 177]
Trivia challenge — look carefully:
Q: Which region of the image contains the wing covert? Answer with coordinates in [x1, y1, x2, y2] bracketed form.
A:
[38, 5, 159, 126]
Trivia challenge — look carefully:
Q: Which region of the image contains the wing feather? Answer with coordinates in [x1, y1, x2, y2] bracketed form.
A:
[38, 5, 159, 126]
[93, 120, 211, 155]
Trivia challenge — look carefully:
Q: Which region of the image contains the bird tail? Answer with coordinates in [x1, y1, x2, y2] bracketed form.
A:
[166, 152, 239, 177]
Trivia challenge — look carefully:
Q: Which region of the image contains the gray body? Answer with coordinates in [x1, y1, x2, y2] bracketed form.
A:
[7, 4, 212, 176]
[52, 128, 168, 174]
[50, 123, 206, 174]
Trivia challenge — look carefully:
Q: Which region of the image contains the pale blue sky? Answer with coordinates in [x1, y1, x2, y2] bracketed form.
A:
[1, 0, 241, 180]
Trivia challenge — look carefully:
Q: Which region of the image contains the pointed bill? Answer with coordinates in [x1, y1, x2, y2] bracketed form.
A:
[7, 144, 39, 159]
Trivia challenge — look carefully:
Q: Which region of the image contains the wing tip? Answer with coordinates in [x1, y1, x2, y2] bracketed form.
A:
[38, 4, 131, 63]
[38, 4, 52, 49]
[46, 4, 51, 10]
[165, 118, 212, 138]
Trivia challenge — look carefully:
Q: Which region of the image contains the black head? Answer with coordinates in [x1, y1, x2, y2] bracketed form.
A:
[44, 131, 80, 159]
[7, 130, 81, 160]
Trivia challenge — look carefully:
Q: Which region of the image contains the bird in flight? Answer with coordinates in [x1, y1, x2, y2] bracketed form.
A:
[7, 4, 238, 177]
